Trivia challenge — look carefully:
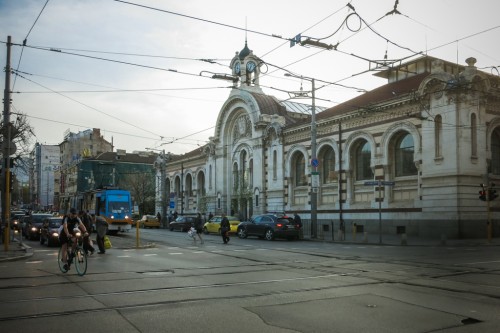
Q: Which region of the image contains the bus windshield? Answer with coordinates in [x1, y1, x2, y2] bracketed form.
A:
[108, 201, 130, 213]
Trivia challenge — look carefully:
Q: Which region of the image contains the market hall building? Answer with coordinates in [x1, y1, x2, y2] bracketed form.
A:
[156, 43, 500, 240]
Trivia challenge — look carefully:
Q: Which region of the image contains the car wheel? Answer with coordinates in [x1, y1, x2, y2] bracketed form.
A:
[203, 227, 208, 235]
[264, 229, 274, 241]
[237, 228, 247, 239]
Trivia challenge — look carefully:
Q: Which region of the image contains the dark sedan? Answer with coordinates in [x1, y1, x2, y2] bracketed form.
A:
[23, 213, 53, 240]
[236, 214, 300, 241]
[40, 217, 64, 247]
[169, 215, 197, 232]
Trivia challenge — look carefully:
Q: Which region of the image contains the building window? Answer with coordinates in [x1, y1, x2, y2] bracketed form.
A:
[209, 164, 212, 189]
[294, 153, 307, 186]
[321, 146, 336, 184]
[355, 140, 373, 181]
[491, 128, 500, 174]
[435, 115, 442, 158]
[395, 133, 418, 177]
[249, 159, 254, 187]
[233, 162, 239, 191]
[471, 113, 477, 158]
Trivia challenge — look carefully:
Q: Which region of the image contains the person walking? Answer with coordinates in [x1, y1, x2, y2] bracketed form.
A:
[294, 212, 303, 240]
[95, 216, 108, 254]
[80, 210, 95, 255]
[221, 213, 230, 244]
[194, 212, 204, 244]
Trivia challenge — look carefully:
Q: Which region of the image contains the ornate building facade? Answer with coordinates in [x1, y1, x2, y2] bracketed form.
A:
[157, 43, 500, 239]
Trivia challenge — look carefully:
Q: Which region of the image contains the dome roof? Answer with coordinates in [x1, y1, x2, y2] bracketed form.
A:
[239, 41, 251, 60]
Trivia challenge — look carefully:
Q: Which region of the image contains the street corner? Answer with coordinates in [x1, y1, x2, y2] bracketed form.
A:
[0, 242, 34, 262]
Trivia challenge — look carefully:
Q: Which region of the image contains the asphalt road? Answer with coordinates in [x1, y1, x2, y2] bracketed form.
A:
[0, 228, 499, 333]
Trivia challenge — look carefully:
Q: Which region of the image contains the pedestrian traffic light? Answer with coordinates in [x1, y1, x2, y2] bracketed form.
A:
[479, 190, 486, 201]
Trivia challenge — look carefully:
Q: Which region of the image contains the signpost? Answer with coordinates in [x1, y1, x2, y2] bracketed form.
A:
[364, 180, 396, 243]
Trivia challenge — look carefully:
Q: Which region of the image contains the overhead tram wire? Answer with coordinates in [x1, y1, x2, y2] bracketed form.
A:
[11, 0, 50, 91]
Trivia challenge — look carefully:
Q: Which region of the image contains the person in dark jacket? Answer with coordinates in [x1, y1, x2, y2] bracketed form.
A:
[95, 216, 108, 254]
[80, 210, 95, 255]
[220, 213, 230, 244]
[194, 212, 204, 244]
[294, 213, 303, 239]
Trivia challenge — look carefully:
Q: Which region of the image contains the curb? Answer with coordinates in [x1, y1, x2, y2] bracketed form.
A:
[0, 243, 34, 262]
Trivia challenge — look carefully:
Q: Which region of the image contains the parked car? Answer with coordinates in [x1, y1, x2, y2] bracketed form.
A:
[236, 214, 300, 241]
[169, 215, 197, 232]
[139, 215, 160, 228]
[40, 217, 64, 247]
[23, 213, 53, 240]
[203, 215, 240, 234]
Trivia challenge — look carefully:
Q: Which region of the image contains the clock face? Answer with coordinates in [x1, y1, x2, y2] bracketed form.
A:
[234, 62, 241, 75]
[246, 61, 256, 73]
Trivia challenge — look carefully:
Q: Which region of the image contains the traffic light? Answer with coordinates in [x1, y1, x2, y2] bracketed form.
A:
[479, 190, 486, 201]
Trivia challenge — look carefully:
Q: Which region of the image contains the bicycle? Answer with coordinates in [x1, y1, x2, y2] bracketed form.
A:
[58, 228, 88, 276]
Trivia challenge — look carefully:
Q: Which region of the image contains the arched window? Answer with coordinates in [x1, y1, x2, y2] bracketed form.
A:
[471, 114, 477, 158]
[355, 140, 373, 181]
[435, 115, 442, 158]
[320, 146, 336, 184]
[395, 133, 417, 177]
[491, 128, 500, 174]
[232, 162, 239, 191]
[294, 153, 307, 186]
[273, 150, 277, 180]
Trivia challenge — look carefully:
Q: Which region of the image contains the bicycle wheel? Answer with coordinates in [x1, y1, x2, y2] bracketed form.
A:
[74, 247, 87, 276]
[58, 247, 68, 273]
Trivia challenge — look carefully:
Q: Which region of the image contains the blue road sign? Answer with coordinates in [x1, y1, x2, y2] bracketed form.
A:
[311, 158, 319, 168]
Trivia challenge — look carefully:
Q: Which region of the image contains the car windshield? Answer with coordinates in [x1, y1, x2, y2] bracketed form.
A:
[49, 220, 62, 228]
[32, 215, 52, 224]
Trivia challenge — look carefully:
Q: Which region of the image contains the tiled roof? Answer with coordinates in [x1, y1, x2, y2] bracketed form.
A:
[317, 72, 429, 120]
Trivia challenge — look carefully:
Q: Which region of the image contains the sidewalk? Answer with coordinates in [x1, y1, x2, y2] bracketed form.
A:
[0, 237, 34, 262]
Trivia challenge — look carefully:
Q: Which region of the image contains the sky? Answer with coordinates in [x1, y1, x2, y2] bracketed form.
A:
[1, 0, 499, 156]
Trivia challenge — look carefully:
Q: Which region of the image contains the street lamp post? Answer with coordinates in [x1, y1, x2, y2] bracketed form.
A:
[284, 73, 318, 238]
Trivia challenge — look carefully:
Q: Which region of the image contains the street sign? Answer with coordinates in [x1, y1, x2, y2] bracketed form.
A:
[311, 171, 320, 188]
[311, 158, 319, 168]
[364, 181, 379, 186]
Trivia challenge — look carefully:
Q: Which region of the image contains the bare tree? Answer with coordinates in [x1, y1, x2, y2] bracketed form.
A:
[122, 171, 156, 216]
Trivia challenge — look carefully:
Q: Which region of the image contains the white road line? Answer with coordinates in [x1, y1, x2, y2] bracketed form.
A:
[117, 255, 131, 258]
[169, 252, 183, 255]
[143, 254, 157, 256]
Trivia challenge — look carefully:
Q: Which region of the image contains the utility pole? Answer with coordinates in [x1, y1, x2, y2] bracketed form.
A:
[160, 150, 167, 229]
[284, 72, 318, 238]
[3, 36, 12, 250]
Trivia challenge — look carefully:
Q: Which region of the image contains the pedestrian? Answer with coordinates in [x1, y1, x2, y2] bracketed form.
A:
[80, 210, 95, 255]
[294, 212, 303, 239]
[156, 211, 161, 222]
[173, 211, 178, 221]
[208, 212, 214, 221]
[95, 216, 108, 254]
[221, 213, 230, 244]
[194, 212, 204, 244]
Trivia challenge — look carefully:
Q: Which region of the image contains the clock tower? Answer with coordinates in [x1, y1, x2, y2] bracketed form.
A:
[230, 41, 261, 88]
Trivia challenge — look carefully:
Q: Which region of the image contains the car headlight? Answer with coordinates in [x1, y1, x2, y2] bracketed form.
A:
[31, 227, 38, 232]
[52, 232, 59, 237]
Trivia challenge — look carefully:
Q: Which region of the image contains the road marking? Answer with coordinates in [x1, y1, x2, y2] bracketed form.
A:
[169, 252, 183, 255]
[117, 255, 131, 258]
[26, 261, 43, 264]
[143, 254, 157, 257]
[192, 251, 204, 254]
[461, 260, 500, 265]
[233, 249, 247, 252]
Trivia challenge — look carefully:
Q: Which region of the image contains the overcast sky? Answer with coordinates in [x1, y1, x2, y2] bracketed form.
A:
[1, 0, 499, 156]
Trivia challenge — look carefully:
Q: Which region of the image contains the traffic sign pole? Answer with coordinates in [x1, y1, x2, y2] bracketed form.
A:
[363, 180, 396, 244]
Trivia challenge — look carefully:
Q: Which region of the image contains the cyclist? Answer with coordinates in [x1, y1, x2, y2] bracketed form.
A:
[60, 208, 89, 271]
